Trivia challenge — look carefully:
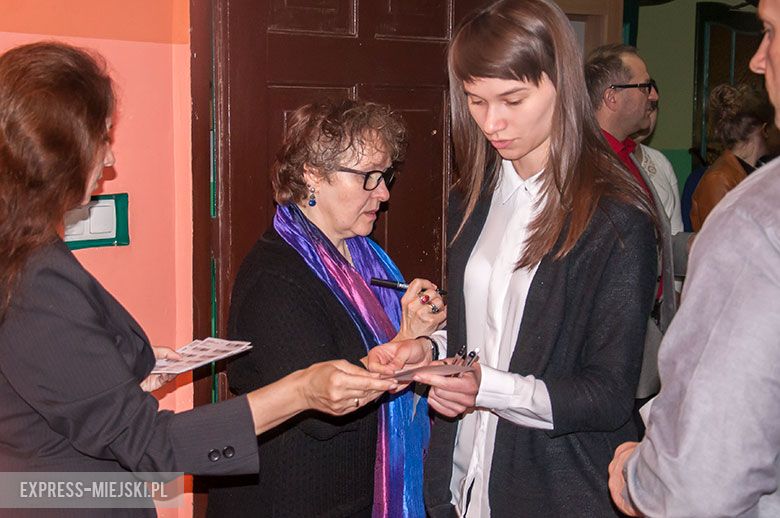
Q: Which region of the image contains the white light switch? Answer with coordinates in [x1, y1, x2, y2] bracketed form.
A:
[89, 205, 116, 234]
[64, 198, 117, 242]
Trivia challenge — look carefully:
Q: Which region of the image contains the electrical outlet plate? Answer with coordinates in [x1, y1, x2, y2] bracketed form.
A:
[64, 193, 129, 250]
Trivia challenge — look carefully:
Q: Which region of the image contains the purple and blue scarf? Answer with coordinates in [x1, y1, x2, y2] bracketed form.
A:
[274, 203, 429, 518]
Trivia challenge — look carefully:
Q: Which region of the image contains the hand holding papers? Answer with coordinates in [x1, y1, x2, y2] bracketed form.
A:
[151, 337, 251, 374]
[411, 350, 481, 418]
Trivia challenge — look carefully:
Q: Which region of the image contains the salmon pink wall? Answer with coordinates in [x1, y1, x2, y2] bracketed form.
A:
[0, 1, 193, 516]
[0, 0, 189, 44]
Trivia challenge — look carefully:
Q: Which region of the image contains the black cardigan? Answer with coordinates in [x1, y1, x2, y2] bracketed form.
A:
[207, 228, 377, 518]
[424, 190, 657, 517]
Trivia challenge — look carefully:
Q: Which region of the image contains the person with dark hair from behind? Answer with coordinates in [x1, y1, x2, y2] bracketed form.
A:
[690, 82, 772, 230]
[207, 98, 445, 517]
[608, 0, 780, 515]
[585, 43, 694, 407]
[367, 0, 658, 515]
[0, 42, 397, 518]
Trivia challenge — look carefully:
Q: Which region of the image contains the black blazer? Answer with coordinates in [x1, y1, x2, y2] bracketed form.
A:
[424, 190, 657, 517]
[0, 240, 259, 517]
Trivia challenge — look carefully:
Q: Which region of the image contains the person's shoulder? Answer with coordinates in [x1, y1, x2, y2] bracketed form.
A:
[237, 227, 304, 274]
[21, 240, 91, 289]
[448, 162, 499, 216]
[231, 226, 319, 301]
[565, 197, 655, 260]
[10, 240, 101, 319]
[709, 158, 780, 232]
[595, 196, 653, 232]
[706, 150, 744, 177]
[688, 161, 780, 286]
[641, 144, 673, 168]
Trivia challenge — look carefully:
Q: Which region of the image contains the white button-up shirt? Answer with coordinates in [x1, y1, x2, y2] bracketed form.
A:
[447, 160, 555, 517]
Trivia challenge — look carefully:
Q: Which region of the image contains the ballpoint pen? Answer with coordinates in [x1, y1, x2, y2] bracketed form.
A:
[465, 348, 480, 367]
[370, 277, 448, 296]
[449, 344, 468, 366]
[453, 348, 479, 377]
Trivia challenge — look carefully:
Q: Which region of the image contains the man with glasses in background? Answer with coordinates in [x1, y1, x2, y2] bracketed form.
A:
[585, 44, 692, 411]
[608, 0, 780, 514]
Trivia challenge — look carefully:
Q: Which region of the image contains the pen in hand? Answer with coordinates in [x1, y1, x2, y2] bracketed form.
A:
[370, 277, 448, 296]
[454, 344, 468, 364]
[465, 348, 480, 367]
[453, 347, 479, 377]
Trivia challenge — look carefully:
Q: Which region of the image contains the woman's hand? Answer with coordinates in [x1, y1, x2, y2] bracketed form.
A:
[364, 338, 433, 393]
[247, 359, 398, 436]
[364, 338, 432, 375]
[395, 278, 447, 340]
[608, 441, 642, 516]
[299, 359, 398, 415]
[413, 361, 481, 417]
[140, 346, 181, 392]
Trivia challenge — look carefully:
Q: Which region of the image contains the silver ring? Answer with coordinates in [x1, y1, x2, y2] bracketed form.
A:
[354, 398, 360, 408]
[429, 302, 440, 314]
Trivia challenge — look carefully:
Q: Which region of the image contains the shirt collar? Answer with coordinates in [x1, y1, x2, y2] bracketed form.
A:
[602, 129, 637, 156]
[497, 160, 544, 204]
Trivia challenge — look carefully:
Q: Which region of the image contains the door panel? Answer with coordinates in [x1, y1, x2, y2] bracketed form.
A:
[269, 0, 354, 33]
[360, 85, 448, 281]
[377, 0, 450, 38]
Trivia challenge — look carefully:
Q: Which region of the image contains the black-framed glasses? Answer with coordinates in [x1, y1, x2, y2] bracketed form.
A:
[337, 165, 396, 191]
[609, 79, 659, 95]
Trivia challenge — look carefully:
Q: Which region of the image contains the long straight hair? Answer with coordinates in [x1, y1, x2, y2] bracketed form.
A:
[0, 42, 114, 319]
[449, 0, 654, 268]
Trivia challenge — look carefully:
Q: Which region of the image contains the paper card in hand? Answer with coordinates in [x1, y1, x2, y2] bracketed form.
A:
[389, 364, 474, 382]
[151, 337, 252, 374]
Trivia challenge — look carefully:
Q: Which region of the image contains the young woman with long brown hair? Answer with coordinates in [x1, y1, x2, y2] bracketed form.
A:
[368, 0, 659, 515]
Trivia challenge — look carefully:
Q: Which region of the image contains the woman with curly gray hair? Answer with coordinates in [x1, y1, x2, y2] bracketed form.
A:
[208, 98, 444, 517]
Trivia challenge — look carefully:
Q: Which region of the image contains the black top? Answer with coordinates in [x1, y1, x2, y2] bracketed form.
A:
[207, 228, 378, 518]
[736, 155, 757, 175]
[424, 190, 657, 517]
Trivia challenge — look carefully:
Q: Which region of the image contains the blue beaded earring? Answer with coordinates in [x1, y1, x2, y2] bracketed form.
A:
[307, 186, 317, 207]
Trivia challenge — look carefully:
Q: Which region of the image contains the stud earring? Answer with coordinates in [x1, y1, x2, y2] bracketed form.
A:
[307, 186, 317, 207]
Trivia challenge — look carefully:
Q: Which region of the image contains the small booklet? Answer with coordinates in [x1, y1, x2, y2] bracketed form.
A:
[388, 364, 474, 382]
[151, 337, 252, 374]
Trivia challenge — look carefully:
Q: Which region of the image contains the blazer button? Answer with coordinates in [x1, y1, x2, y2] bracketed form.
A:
[208, 449, 221, 462]
[222, 446, 235, 459]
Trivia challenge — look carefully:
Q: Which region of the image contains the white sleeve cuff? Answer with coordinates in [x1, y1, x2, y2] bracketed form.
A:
[476, 365, 518, 409]
[475, 365, 554, 429]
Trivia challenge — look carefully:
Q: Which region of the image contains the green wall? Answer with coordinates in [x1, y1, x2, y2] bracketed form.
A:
[636, 0, 756, 185]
